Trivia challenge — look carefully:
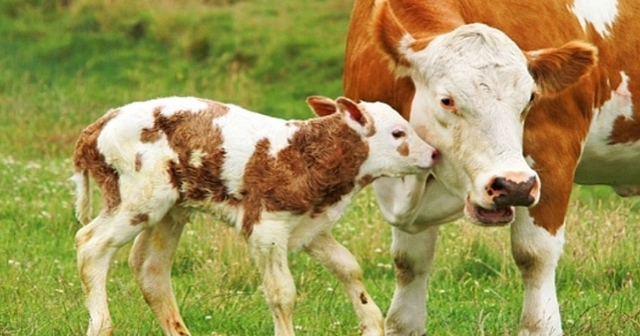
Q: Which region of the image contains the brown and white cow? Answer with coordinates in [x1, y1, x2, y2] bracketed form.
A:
[72, 95, 437, 336]
[343, 0, 637, 335]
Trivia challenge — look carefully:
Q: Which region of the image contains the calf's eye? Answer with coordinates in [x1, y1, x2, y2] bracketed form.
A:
[392, 130, 406, 139]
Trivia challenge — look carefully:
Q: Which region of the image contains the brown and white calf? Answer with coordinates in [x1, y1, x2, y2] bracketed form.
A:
[72, 95, 437, 336]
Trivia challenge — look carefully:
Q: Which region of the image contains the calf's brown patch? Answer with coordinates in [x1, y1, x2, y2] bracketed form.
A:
[134, 152, 143, 172]
[73, 109, 122, 213]
[140, 107, 164, 143]
[240, 113, 369, 236]
[148, 101, 231, 203]
[359, 292, 369, 305]
[396, 142, 409, 156]
[130, 213, 149, 226]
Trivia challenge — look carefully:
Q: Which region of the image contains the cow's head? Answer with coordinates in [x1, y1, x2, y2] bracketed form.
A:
[306, 96, 438, 178]
[373, 1, 597, 226]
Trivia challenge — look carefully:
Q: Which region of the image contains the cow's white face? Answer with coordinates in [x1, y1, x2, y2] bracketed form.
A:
[405, 24, 539, 225]
[372, 1, 596, 226]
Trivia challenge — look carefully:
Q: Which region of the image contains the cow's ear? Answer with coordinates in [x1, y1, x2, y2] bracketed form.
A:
[372, 0, 448, 74]
[336, 97, 368, 127]
[526, 41, 598, 96]
[372, 0, 413, 68]
[306, 96, 338, 117]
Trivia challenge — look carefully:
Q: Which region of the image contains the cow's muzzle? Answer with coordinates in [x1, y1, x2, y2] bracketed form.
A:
[464, 172, 540, 226]
[487, 174, 539, 207]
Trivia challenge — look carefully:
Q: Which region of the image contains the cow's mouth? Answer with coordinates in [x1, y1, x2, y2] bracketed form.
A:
[465, 198, 514, 226]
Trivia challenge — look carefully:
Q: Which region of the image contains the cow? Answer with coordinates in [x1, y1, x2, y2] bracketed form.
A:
[343, 0, 637, 335]
[71, 95, 438, 336]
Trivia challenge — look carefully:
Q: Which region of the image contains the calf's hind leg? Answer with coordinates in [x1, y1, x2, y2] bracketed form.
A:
[129, 210, 190, 336]
[76, 212, 148, 336]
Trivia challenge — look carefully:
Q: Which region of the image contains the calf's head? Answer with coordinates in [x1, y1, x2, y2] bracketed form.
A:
[306, 96, 438, 179]
[373, 1, 597, 225]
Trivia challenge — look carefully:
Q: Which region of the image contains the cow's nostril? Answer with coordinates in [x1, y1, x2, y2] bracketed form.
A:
[490, 177, 507, 193]
[489, 175, 537, 207]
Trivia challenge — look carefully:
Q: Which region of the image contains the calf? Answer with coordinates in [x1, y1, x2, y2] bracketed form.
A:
[72, 95, 437, 336]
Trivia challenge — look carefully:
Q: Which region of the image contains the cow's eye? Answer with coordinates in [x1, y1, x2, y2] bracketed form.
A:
[440, 97, 456, 110]
[529, 93, 536, 104]
[392, 129, 406, 139]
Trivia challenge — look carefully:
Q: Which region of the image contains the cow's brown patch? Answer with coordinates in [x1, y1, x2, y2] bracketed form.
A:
[524, 92, 590, 235]
[130, 213, 149, 226]
[145, 101, 231, 204]
[608, 116, 640, 144]
[73, 109, 121, 213]
[393, 253, 416, 286]
[240, 114, 370, 237]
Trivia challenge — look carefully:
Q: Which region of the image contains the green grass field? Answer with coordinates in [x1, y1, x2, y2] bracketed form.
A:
[1, 1, 638, 335]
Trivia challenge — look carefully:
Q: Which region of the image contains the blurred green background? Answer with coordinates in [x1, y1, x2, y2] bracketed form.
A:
[0, 0, 351, 159]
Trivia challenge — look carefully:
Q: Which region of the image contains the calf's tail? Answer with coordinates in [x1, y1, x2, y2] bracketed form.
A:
[71, 170, 92, 225]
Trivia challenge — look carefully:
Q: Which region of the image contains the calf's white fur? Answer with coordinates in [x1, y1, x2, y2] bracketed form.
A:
[72, 96, 437, 336]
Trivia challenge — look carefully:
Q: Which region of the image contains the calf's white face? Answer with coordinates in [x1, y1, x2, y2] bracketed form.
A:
[307, 97, 438, 179]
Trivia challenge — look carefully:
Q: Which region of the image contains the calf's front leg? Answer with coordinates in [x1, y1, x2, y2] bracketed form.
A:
[303, 231, 384, 336]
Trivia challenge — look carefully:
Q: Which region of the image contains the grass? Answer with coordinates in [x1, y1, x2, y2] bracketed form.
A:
[0, 0, 639, 335]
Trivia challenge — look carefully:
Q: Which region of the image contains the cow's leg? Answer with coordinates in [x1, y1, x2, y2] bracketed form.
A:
[129, 210, 190, 336]
[249, 220, 295, 336]
[511, 207, 565, 336]
[511, 88, 592, 335]
[385, 226, 439, 336]
[76, 212, 147, 336]
[303, 231, 384, 336]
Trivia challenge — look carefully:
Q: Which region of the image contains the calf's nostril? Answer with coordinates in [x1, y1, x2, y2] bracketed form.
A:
[431, 149, 439, 161]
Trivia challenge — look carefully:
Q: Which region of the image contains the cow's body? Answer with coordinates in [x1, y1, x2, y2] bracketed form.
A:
[344, 0, 639, 335]
[72, 96, 437, 336]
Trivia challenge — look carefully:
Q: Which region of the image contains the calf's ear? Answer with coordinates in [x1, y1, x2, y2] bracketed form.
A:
[526, 41, 598, 96]
[306, 95, 338, 117]
[336, 97, 368, 127]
